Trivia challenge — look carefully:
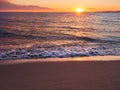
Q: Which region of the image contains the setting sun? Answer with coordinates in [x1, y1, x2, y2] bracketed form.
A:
[75, 8, 84, 13]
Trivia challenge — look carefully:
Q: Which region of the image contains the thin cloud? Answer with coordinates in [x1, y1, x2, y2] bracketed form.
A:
[0, 0, 52, 11]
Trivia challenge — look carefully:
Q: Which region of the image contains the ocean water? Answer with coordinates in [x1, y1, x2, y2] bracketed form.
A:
[0, 12, 120, 60]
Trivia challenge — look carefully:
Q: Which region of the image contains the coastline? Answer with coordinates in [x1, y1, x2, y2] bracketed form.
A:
[0, 55, 120, 65]
[0, 56, 120, 90]
[0, 11, 120, 90]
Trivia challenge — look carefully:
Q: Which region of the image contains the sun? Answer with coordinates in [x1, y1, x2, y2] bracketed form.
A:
[75, 8, 83, 13]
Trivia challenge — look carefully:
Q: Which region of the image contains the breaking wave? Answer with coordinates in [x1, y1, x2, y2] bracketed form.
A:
[0, 45, 120, 60]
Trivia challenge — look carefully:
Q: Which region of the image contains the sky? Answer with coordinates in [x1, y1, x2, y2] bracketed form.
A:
[0, 0, 120, 12]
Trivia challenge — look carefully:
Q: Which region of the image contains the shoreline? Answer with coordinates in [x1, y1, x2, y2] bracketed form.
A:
[0, 55, 120, 65]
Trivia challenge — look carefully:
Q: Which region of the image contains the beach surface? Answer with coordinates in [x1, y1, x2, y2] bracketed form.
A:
[0, 57, 120, 90]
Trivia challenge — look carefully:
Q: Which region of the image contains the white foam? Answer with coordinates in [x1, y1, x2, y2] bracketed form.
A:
[0, 45, 120, 60]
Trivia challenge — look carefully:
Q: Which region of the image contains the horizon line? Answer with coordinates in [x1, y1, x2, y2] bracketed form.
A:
[0, 11, 120, 13]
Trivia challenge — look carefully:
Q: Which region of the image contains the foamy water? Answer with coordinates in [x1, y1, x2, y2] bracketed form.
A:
[0, 12, 120, 60]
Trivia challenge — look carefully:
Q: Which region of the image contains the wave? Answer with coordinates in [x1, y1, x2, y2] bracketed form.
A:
[0, 45, 120, 60]
[1, 29, 119, 44]
[0, 29, 15, 37]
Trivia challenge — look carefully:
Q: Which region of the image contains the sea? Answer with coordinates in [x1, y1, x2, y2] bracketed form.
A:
[0, 12, 120, 60]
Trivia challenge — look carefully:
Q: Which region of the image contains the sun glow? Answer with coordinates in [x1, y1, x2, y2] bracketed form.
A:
[75, 8, 84, 13]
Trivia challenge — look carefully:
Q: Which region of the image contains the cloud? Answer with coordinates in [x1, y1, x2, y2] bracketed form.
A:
[0, 0, 52, 11]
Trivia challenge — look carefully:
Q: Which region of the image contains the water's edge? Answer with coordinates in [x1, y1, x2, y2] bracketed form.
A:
[0, 56, 120, 65]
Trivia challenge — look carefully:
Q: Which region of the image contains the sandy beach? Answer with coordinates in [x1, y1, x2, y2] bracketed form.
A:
[0, 57, 120, 90]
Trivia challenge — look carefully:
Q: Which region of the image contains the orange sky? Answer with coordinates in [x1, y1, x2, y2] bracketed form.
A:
[0, 0, 120, 12]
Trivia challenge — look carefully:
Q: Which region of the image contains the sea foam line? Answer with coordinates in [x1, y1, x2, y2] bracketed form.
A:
[0, 45, 120, 60]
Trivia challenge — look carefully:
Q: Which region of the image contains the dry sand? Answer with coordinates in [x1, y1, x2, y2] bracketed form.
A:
[0, 58, 120, 90]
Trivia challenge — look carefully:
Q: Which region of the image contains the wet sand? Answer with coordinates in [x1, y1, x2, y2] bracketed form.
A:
[0, 59, 120, 90]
